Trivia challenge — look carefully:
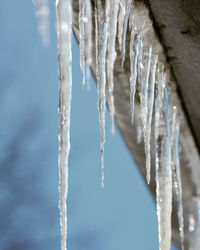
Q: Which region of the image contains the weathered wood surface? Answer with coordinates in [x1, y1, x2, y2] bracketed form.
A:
[72, 1, 200, 249]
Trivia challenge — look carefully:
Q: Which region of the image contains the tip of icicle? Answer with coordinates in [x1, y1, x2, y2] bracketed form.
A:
[146, 174, 150, 185]
[101, 169, 104, 188]
[111, 126, 115, 136]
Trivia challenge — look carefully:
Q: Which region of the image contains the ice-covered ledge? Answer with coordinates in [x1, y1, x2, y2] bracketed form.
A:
[72, 1, 200, 249]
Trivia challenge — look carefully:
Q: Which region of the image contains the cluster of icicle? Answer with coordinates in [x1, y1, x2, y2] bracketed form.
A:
[77, 1, 185, 249]
[34, 0, 185, 250]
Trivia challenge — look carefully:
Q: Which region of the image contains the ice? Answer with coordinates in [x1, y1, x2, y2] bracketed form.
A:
[188, 198, 200, 249]
[55, 0, 72, 249]
[95, 0, 107, 187]
[85, 0, 92, 88]
[79, 0, 86, 87]
[144, 54, 157, 184]
[33, 0, 50, 46]
[32, 2, 188, 249]
[121, 0, 132, 66]
[137, 31, 144, 94]
[118, 1, 126, 54]
[129, 27, 139, 123]
[106, 0, 120, 134]
[171, 109, 184, 249]
[154, 66, 172, 250]
[140, 46, 152, 184]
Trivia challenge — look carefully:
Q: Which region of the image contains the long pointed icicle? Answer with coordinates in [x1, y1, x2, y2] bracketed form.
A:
[137, 31, 143, 94]
[95, 0, 107, 187]
[106, 0, 120, 134]
[155, 66, 172, 250]
[163, 87, 173, 250]
[121, 0, 132, 67]
[118, 1, 126, 54]
[154, 69, 163, 250]
[129, 29, 139, 123]
[145, 54, 157, 184]
[140, 46, 152, 184]
[79, 0, 86, 87]
[85, 0, 92, 87]
[171, 110, 184, 250]
[55, 0, 72, 249]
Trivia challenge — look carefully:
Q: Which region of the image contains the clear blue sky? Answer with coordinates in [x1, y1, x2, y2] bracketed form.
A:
[0, 1, 177, 249]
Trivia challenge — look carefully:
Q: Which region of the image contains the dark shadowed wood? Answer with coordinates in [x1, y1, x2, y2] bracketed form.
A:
[148, 0, 200, 152]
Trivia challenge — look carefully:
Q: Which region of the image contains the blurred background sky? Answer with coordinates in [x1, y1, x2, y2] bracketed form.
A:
[0, 1, 177, 249]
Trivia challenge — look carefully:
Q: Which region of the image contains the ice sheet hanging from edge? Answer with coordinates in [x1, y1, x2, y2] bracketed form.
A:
[55, 0, 72, 249]
[33, 0, 50, 46]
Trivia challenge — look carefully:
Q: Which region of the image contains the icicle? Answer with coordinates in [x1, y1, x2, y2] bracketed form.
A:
[55, 0, 72, 249]
[140, 46, 152, 184]
[155, 67, 172, 250]
[118, 1, 126, 54]
[145, 54, 157, 184]
[137, 31, 144, 94]
[171, 109, 184, 249]
[163, 87, 172, 249]
[136, 116, 143, 144]
[95, 0, 107, 187]
[129, 28, 139, 123]
[85, 0, 93, 88]
[33, 0, 50, 46]
[188, 198, 200, 249]
[135, 103, 143, 143]
[121, 0, 132, 67]
[106, 0, 120, 134]
[79, 0, 86, 87]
